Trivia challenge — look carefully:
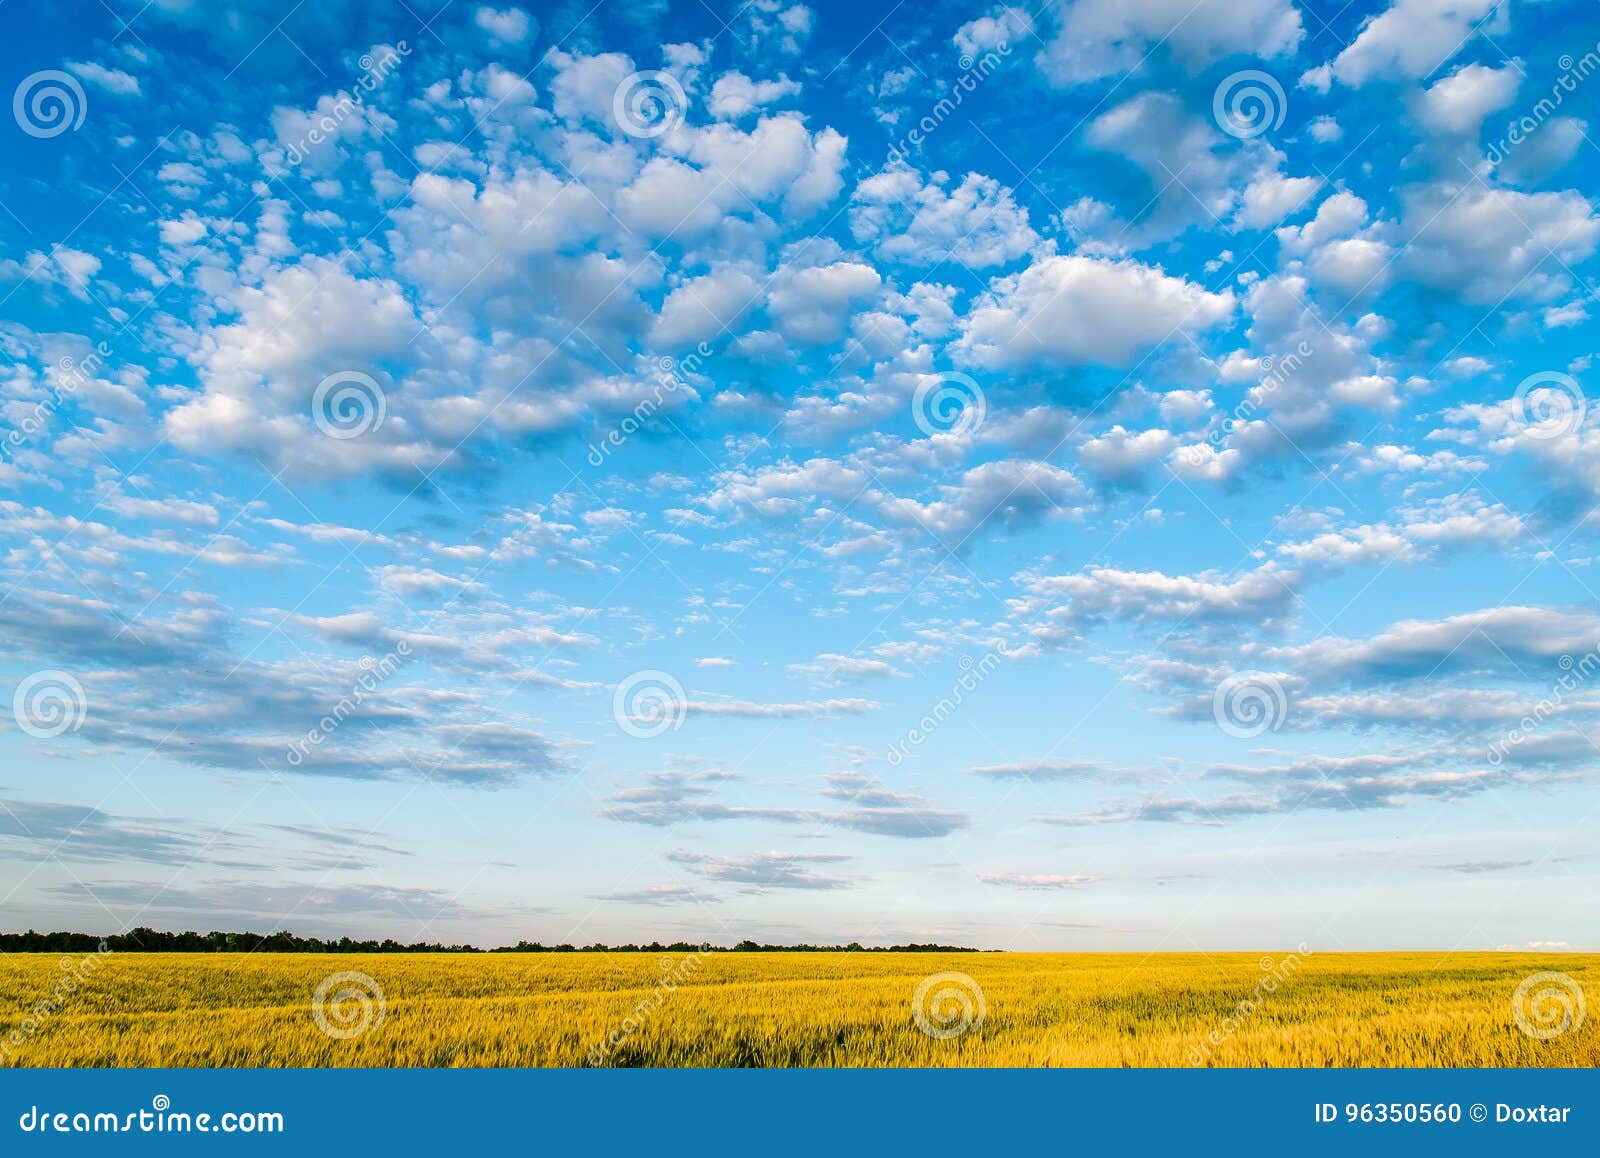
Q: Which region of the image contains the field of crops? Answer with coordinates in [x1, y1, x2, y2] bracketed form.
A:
[1, 950, 1594, 1067]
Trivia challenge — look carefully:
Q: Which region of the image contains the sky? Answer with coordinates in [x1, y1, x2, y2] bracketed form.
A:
[1, 0, 1598, 952]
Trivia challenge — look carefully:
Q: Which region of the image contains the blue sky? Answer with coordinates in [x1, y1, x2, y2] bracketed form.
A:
[1, 0, 1598, 951]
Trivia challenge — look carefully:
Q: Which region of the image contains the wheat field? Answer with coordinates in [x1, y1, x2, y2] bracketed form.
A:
[1, 950, 1594, 1067]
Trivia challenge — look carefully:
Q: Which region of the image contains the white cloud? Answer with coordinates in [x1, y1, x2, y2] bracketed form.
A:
[954, 6, 1034, 60]
[1401, 182, 1600, 304]
[767, 260, 882, 344]
[850, 167, 1036, 268]
[955, 255, 1234, 370]
[473, 6, 533, 45]
[67, 60, 140, 95]
[1036, 0, 1302, 85]
[707, 71, 801, 119]
[978, 872, 1101, 889]
[1306, 0, 1503, 88]
[1416, 61, 1520, 136]
[653, 266, 762, 347]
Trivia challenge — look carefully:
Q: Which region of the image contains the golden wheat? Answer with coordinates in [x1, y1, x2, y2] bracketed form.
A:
[1, 951, 1593, 1067]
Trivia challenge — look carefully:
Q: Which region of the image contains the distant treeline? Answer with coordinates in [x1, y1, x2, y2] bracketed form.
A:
[0, 929, 980, 954]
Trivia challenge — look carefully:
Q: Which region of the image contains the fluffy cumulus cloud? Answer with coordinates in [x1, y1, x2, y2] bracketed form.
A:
[850, 166, 1037, 268]
[1302, 0, 1503, 90]
[1036, 0, 1303, 85]
[1399, 182, 1600, 304]
[1072, 91, 1321, 243]
[955, 255, 1234, 369]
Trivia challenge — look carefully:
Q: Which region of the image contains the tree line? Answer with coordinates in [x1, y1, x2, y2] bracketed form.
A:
[0, 928, 979, 954]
